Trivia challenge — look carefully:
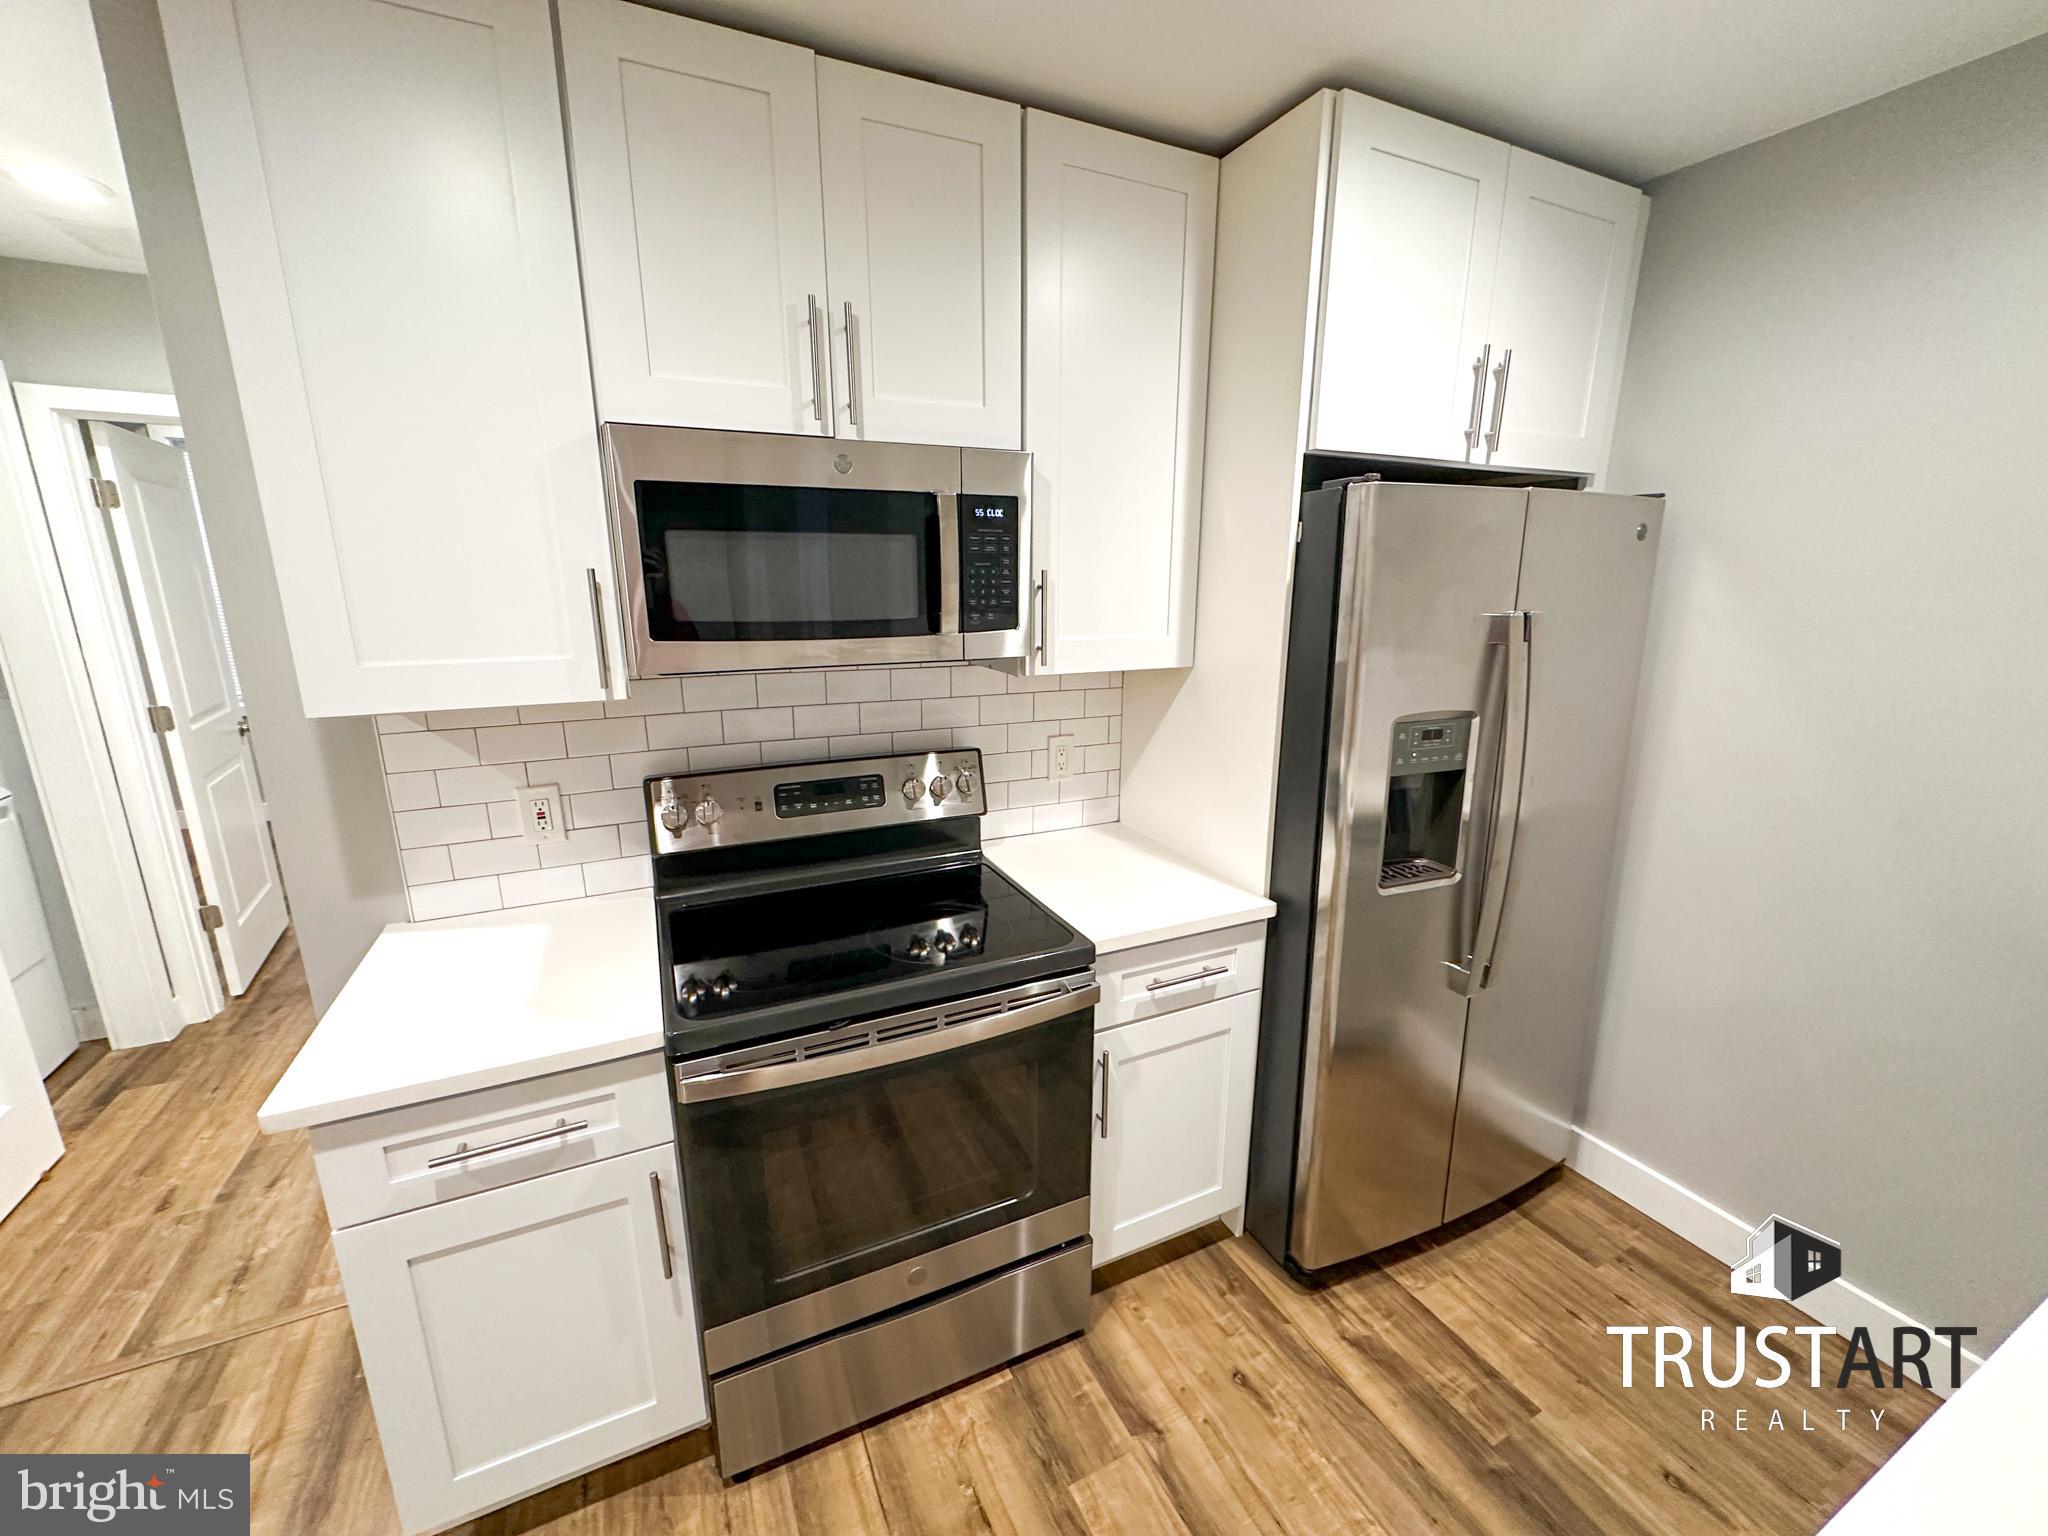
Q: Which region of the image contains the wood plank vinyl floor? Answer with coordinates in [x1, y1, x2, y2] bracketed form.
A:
[0, 935, 1935, 1534]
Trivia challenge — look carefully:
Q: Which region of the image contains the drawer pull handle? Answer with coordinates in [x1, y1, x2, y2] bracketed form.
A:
[650, 1170, 675, 1281]
[426, 1117, 588, 1170]
[1145, 963, 1229, 993]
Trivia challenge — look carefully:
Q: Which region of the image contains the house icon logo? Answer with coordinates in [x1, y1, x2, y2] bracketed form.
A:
[1730, 1214, 1841, 1302]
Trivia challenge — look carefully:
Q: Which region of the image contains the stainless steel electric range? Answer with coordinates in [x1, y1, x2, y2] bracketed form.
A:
[646, 747, 1097, 1477]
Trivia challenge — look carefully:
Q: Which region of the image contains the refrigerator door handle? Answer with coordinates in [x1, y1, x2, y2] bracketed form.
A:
[1447, 610, 1532, 995]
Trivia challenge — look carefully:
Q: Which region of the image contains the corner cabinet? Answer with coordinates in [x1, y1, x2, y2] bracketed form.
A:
[1310, 90, 1645, 476]
[1023, 111, 1217, 674]
[160, 0, 622, 717]
[561, 3, 1021, 450]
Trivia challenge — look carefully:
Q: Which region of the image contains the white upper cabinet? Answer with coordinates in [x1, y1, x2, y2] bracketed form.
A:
[559, 0, 832, 434]
[160, 0, 620, 716]
[1483, 149, 1646, 475]
[817, 61, 1023, 449]
[1310, 89, 1645, 476]
[1313, 92, 1508, 465]
[1024, 111, 1215, 673]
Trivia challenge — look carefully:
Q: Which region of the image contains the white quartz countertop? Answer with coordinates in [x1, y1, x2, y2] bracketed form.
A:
[986, 825, 1274, 954]
[258, 893, 659, 1133]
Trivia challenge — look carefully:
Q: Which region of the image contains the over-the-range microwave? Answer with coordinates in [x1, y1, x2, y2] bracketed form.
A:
[603, 424, 1030, 676]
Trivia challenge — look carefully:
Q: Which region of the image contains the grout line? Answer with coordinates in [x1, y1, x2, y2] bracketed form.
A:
[0, 1299, 352, 1411]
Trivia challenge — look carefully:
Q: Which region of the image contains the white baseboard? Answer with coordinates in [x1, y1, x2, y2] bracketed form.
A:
[1568, 1127, 1984, 1396]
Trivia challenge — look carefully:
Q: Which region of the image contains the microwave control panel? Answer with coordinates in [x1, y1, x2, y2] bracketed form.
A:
[959, 496, 1020, 632]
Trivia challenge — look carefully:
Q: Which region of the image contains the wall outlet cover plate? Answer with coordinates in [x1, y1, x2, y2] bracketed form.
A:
[1048, 734, 1081, 780]
[516, 783, 566, 842]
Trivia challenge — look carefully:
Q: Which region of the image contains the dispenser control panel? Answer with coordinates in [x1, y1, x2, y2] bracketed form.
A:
[1390, 716, 1471, 773]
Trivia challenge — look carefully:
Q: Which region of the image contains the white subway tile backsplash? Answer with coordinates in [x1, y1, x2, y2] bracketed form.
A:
[449, 837, 540, 879]
[475, 722, 565, 764]
[378, 665, 1121, 918]
[395, 804, 490, 848]
[386, 771, 439, 812]
[380, 729, 478, 773]
[683, 674, 757, 712]
[564, 716, 647, 755]
[500, 866, 587, 908]
[434, 763, 526, 806]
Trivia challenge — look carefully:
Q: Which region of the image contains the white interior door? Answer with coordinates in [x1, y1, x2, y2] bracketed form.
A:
[92, 426, 286, 995]
[1311, 91, 1509, 463]
[0, 955, 62, 1222]
[559, 0, 831, 433]
[1483, 150, 1647, 474]
[817, 59, 1022, 449]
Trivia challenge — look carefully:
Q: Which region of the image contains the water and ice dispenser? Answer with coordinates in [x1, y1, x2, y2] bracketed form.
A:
[1379, 715, 1473, 890]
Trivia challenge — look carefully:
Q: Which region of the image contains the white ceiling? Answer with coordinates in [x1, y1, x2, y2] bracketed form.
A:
[1, 0, 2044, 279]
[672, 0, 2048, 183]
[0, 0, 142, 272]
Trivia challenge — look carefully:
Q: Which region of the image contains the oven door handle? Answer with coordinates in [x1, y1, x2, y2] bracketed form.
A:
[675, 983, 1100, 1103]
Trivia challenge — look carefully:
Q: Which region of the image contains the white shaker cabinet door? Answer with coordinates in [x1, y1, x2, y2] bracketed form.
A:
[1024, 111, 1215, 674]
[159, 0, 619, 716]
[817, 60, 1022, 449]
[334, 1144, 704, 1535]
[1482, 150, 1647, 475]
[1311, 90, 1509, 464]
[1090, 989, 1260, 1266]
[559, 0, 833, 434]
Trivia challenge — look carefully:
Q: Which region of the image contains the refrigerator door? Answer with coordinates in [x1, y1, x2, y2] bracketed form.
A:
[1444, 489, 1664, 1221]
[1292, 482, 1526, 1267]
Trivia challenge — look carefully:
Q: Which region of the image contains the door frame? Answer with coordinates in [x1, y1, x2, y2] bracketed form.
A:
[0, 374, 222, 1045]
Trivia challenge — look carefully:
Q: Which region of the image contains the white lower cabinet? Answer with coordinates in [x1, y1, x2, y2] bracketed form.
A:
[1090, 986, 1261, 1266]
[334, 1142, 704, 1534]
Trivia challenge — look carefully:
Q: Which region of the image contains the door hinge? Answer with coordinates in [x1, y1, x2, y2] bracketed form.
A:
[198, 904, 224, 931]
[91, 478, 121, 510]
[147, 704, 176, 734]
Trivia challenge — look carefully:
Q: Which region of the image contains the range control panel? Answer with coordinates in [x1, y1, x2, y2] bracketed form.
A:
[648, 750, 985, 854]
[1390, 716, 1472, 774]
[959, 496, 1020, 632]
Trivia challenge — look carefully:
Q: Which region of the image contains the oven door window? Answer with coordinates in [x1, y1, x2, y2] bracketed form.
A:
[677, 1009, 1091, 1333]
[636, 481, 940, 641]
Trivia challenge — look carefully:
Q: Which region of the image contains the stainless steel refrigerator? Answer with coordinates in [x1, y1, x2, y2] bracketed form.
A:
[1247, 479, 1664, 1271]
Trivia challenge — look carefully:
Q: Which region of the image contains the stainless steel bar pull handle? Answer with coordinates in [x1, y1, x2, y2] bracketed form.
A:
[1447, 611, 1532, 996]
[843, 300, 864, 430]
[1145, 963, 1229, 993]
[1485, 347, 1514, 459]
[586, 569, 610, 692]
[1096, 1050, 1112, 1139]
[650, 1170, 675, 1281]
[426, 1117, 588, 1169]
[1033, 572, 1049, 665]
[1464, 343, 1491, 455]
[806, 294, 827, 425]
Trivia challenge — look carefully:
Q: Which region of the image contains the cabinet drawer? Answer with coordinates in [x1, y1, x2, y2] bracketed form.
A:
[1096, 922, 1265, 1027]
[312, 1052, 672, 1229]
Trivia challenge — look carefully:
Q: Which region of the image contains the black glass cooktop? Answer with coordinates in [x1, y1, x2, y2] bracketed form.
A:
[660, 860, 1091, 1054]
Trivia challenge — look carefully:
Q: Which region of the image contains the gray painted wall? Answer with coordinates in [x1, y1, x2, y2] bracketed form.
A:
[1589, 34, 2048, 1349]
[92, 0, 407, 1015]
[0, 256, 172, 393]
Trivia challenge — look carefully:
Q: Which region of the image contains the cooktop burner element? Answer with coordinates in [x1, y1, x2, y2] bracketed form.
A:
[648, 749, 1093, 1055]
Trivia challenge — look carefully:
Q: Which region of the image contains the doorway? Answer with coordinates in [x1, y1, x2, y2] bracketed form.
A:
[0, 376, 287, 1068]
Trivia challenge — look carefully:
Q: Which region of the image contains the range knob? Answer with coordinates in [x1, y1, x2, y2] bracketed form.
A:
[954, 767, 977, 797]
[680, 975, 707, 1007]
[933, 930, 958, 955]
[694, 795, 722, 828]
[907, 935, 931, 959]
[958, 924, 980, 949]
[902, 775, 926, 804]
[711, 974, 737, 1000]
[928, 774, 951, 803]
[658, 783, 685, 833]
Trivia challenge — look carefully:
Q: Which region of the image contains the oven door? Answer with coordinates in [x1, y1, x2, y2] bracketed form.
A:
[606, 425, 965, 672]
[674, 983, 1095, 1375]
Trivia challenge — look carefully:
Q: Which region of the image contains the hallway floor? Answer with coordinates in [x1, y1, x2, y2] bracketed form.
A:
[0, 937, 1934, 1534]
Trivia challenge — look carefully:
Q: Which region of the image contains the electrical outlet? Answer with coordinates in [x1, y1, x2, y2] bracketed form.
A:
[517, 784, 565, 843]
[1048, 734, 1081, 781]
